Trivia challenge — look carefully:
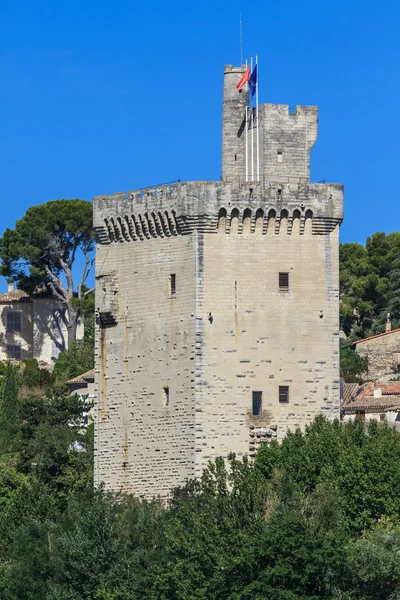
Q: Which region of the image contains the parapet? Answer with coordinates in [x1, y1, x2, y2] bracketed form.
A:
[94, 180, 343, 244]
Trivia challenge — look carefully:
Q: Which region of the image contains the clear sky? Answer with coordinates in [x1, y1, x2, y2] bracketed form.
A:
[1, 0, 399, 291]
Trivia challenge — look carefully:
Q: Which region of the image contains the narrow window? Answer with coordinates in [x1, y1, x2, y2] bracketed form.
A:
[277, 151, 283, 163]
[252, 391, 262, 416]
[6, 344, 21, 360]
[162, 386, 170, 406]
[169, 274, 176, 296]
[380, 414, 385, 422]
[355, 410, 365, 421]
[279, 272, 289, 291]
[6, 311, 22, 333]
[279, 386, 289, 403]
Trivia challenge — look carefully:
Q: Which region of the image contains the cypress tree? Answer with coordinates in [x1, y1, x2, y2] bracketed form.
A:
[0, 362, 20, 453]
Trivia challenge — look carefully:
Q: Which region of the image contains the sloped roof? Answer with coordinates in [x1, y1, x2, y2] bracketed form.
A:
[354, 381, 400, 399]
[65, 369, 95, 386]
[342, 382, 359, 406]
[0, 289, 30, 303]
[343, 380, 400, 413]
[352, 328, 400, 345]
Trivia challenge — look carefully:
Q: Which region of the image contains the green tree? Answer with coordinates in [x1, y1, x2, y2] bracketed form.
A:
[53, 339, 94, 383]
[0, 363, 20, 453]
[340, 341, 368, 382]
[340, 232, 400, 338]
[0, 199, 94, 345]
[255, 417, 400, 533]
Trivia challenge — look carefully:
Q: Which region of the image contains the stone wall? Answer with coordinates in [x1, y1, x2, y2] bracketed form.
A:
[93, 180, 343, 497]
[0, 301, 33, 361]
[221, 65, 318, 184]
[354, 330, 400, 380]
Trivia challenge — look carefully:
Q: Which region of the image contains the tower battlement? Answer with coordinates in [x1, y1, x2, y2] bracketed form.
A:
[94, 180, 343, 243]
[222, 64, 318, 183]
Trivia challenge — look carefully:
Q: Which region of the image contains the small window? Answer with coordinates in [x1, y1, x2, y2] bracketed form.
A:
[355, 411, 365, 421]
[162, 386, 170, 406]
[169, 274, 176, 296]
[279, 272, 289, 290]
[277, 151, 283, 163]
[252, 391, 262, 416]
[6, 344, 21, 360]
[380, 414, 385, 422]
[279, 386, 289, 403]
[6, 311, 22, 333]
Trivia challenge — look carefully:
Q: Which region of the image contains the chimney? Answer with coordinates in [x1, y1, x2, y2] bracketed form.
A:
[7, 282, 14, 293]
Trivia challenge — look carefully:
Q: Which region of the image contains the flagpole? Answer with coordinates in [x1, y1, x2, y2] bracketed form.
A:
[245, 59, 248, 183]
[256, 54, 259, 181]
[251, 56, 254, 181]
[240, 13, 243, 66]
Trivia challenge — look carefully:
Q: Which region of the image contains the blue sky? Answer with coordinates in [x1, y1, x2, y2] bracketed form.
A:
[1, 0, 399, 291]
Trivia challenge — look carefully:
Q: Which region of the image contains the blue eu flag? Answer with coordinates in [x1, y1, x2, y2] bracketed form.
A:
[249, 65, 257, 96]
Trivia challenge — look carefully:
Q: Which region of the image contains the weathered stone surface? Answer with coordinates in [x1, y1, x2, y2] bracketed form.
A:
[354, 330, 400, 380]
[93, 63, 344, 498]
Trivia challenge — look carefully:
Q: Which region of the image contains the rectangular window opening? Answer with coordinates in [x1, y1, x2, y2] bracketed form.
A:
[162, 386, 170, 406]
[279, 386, 289, 403]
[277, 151, 283, 163]
[6, 344, 21, 360]
[6, 311, 22, 333]
[169, 274, 176, 296]
[279, 272, 289, 291]
[252, 391, 262, 416]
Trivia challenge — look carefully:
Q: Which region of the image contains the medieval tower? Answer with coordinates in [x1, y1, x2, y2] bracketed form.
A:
[93, 64, 344, 497]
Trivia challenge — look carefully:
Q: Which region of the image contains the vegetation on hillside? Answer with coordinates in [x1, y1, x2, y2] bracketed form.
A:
[0, 363, 399, 600]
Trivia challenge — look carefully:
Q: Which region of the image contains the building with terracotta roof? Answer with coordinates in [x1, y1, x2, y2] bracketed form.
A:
[342, 380, 400, 423]
[352, 321, 400, 380]
[0, 283, 84, 366]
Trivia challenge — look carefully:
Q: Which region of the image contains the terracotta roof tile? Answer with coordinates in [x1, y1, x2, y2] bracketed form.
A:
[352, 328, 400, 345]
[0, 289, 30, 302]
[342, 382, 359, 406]
[65, 369, 95, 385]
[344, 395, 400, 412]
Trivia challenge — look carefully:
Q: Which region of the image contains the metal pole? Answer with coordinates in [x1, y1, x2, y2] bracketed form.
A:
[256, 54, 259, 181]
[245, 58, 248, 182]
[240, 13, 243, 66]
[250, 56, 254, 181]
[245, 106, 248, 182]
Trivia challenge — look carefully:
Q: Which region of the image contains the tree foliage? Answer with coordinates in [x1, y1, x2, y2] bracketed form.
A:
[53, 339, 94, 383]
[1, 402, 400, 598]
[0, 199, 94, 344]
[340, 340, 368, 382]
[340, 232, 400, 338]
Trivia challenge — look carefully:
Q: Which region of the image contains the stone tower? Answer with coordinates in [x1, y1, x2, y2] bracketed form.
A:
[93, 64, 344, 497]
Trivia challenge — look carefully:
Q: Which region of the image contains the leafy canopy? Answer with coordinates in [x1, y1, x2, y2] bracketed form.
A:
[0, 199, 93, 295]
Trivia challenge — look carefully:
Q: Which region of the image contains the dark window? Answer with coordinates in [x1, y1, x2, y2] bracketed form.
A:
[279, 386, 289, 403]
[355, 411, 365, 421]
[252, 391, 262, 416]
[6, 344, 21, 360]
[163, 386, 170, 406]
[380, 414, 385, 422]
[170, 274, 176, 295]
[6, 311, 21, 333]
[279, 272, 289, 290]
